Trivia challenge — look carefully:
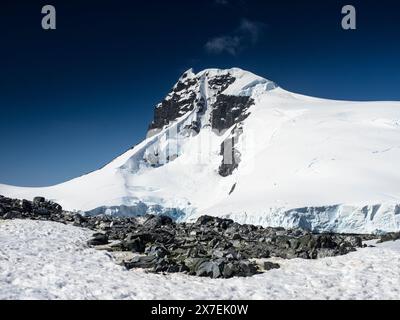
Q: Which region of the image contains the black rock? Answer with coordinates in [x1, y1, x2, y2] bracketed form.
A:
[34, 207, 51, 216]
[21, 199, 32, 212]
[208, 74, 236, 93]
[123, 237, 145, 253]
[211, 95, 254, 132]
[125, 255, 158, 270]
[379, 232, 400, 243]
[0, 194, 380, 279]
[33, 197, 46, 204]
[145, 245, 169, 258]
[218, 127, 242, 177]
[196, 215, 215, 226]
[148, 77, 199, 131]
[143, 215, 173, 229]
[222, 263, 236, 278]
[73, 214, 87, 225]
[263, 261, 281, 271]
[237, 260, 259, 277]
[87, 233, 109, 246]
[186, 258, 222, 279]
[50, 203, 63, 213]
[3, 211, 21, 219]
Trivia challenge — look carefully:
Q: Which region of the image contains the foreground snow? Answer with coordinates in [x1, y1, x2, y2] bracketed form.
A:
[1, 219, 399, 300]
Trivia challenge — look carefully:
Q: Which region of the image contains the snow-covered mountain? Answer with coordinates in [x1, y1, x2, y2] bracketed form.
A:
[1, 67, 400, 233]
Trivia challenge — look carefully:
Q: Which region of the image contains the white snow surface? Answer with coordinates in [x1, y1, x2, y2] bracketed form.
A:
[1, 68, 400, 233]
[1, 219, 400, 300]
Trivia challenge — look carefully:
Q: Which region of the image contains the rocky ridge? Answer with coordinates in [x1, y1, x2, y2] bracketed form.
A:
[146, 68, 264, 177]
[2, 195, 398, 279]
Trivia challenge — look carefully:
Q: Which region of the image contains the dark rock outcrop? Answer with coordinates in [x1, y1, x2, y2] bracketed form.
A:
[378, 232, 400, 243]
[87, 233, 109, 246]
[148, 71, 200, 131]
[0, 195, 386, 279]
[207, 73, 236, 94]
[218, 125, 243, 177]
[148, 70, 245, 133]
[211, 95, 254, 132]
[263, 262, 280, 271]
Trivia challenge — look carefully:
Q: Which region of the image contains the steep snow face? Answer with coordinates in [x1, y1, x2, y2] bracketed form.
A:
[1, 68, 400, 233]
[0, 68, 275, 217]
[190, 90, 400, 233]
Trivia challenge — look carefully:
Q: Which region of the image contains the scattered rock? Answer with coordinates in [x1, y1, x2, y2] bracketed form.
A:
[125, 255, 158, 269]
[3, 211, 21, 219]
[87, 233, 109, 246]
[0, 194, 381, 279]
[263, 261, 281, 271]
[33, 196, 45, 204]
[378, 232, 400, 243]
[193, 259, 223, 278]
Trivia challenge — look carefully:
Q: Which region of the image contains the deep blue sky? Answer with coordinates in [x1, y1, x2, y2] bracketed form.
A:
[1, 0, 399, 186]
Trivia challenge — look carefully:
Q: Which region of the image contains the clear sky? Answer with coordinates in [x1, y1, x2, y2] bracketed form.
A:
[1, 0, 400, 186]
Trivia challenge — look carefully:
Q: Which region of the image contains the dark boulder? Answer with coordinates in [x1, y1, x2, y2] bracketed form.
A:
[263, 261, 281, 271]
[378, 232, 400, 243]
[33, 207, 51, 216]
[343, 236, 363, 247]
[236, 261, 259, 277]
[221, 261, 259, 278]
[145, 245, 169, 258]
[21, 200, 32, 212]
[196, 215, 215, 226]
[123, 237, 146, 253]
[33, 197, 45, 204]
[3, 211, 21, 219]
[185, 258, 223, 279]
[73, 214, 88, 226]
[50, 203, 63, 213]
[87, 233, 109, 246]
[125, 255, 158, 270]
[143, 215, 173, 229]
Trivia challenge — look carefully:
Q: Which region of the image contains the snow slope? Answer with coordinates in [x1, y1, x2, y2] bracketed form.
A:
[1, 68, 400, 233]
[1, 219, 399, 300]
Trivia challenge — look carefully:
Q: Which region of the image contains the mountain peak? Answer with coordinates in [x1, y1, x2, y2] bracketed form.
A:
[149, 68, 277, 133]
[1, 67, 400, 235]
[195, 67, 258, 78]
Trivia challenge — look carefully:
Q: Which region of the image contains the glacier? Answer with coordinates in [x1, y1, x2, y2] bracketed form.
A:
[1, 67, 400, 234]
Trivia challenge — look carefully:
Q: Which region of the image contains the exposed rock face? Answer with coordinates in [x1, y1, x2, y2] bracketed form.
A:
[149, 71, 200, 131]
[0, 195, 63, 220]
[211, 95, 254, 132]
[148, 70, 242, 132]
[87, 233, 109, 246]
[219, 125, 243, 177]
[148, 70, 245, 133]
[145, 69, 262, 178]
[1, 195, 386, 279]
[378, 232, 400, 243]
[208, 73, 236, 94]
[263, 261, 280, 271]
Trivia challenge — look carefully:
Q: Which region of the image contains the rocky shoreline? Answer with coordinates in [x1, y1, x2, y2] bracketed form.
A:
[1, 195, 399, 279]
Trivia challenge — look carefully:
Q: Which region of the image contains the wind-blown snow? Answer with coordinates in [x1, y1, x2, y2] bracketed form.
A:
[1, 219, 399, 300]
[1, 68, 400, 233]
